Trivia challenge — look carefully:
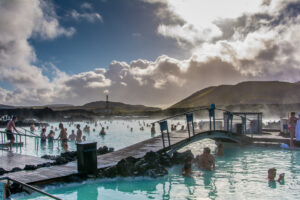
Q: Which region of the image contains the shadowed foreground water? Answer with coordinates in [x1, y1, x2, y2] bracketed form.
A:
[14, 139, 300, 200]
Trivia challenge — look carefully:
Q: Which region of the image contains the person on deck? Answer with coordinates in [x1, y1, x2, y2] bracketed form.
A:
[5, 116, 19, 151]
[197, 147, 215, 171]
[288, 112, 298, 148]
[57, 123, 68, 151]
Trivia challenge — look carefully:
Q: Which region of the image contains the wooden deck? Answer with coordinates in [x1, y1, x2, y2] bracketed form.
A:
[0, 151, 53, 171]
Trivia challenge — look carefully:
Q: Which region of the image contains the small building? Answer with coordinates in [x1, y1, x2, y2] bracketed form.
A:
[223, 112, 263, 134]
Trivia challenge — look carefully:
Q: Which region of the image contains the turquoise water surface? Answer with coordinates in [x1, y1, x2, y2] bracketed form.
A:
[14, 139, 300, 200]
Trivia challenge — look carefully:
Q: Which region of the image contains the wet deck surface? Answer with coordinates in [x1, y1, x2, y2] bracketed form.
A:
[0, 151, 53, 171]
[0, 131, 291, 184]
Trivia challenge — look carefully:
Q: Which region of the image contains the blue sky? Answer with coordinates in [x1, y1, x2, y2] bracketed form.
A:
[32, 0, 184, 75]
[0, 0, 300, 107]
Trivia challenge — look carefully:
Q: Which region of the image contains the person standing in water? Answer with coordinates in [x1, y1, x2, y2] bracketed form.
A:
[217, 143, 224, 156]
[197, 147, 215, 171]
[5, 116, 19, 151]
[40, 128, 47, 143]
[76, 124, 82, 142]
[57, 123, 68, 151]
[288, 112, 298, 148]
[100, 127, 106, 135]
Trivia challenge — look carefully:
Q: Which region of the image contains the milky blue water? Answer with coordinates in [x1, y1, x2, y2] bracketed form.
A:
[0, 119, 161, 157]
[13, 139, 300, 200]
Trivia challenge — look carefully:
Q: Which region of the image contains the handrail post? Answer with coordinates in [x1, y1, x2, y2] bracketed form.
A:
[159, 121, 168, 148]
[186, 113, 194, 138]
[209, 104, 215, 131]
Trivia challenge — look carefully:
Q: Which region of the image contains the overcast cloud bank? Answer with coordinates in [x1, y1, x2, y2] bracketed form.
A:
[0, 0, 300, 107]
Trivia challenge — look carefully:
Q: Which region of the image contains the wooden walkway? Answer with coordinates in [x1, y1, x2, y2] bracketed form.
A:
[0, 151, 53, 171]
[0, 131, 190, 184]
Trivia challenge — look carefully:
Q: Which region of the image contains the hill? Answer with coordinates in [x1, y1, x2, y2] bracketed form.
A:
[0, 104, 14, 109]
[170, 81, 300, 109]
[83, 101, 161, 112]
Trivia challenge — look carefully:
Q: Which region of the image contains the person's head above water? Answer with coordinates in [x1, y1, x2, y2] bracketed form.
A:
[204, 147, 211, 155]
[268, 168, 276, 180]
[291, 112, 295, 117]
[76, 124, 80, 129]
[59, 123, 64, 129]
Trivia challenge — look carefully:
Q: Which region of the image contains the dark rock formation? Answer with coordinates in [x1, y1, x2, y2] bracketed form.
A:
[24, 165, 37, 170]
[171, 150, 194, 164]
[0, 167, 8, 175]
[10, 167, 22, 172]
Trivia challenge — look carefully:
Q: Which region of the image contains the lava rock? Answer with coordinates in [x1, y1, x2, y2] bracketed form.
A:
[171, 150, 194, 164]
[24, 165, 37, 170]
[102, 146, 109, 154]
[41, 155, 57, 160]
[159, 154, 172, 167]
[116, 157, 137, 176]
[103, 166, 118, 178]
[54, 157, 68, 165]
[144, 151, 160, 163]
[10, 167, 22, 172]
[0, 167, 8, 175]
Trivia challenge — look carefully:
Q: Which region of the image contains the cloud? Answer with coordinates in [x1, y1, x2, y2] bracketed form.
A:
[70, 10, 103, 23]
[80, 2, 93, 10]
[1, 0, 300, 108]
[0, 0, 74, 87]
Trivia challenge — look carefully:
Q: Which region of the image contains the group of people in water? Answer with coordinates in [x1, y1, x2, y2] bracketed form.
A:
[181, 144, 222, 177]
[182, 144, 285, 184]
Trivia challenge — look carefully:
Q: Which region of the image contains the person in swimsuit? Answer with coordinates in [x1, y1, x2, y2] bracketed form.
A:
[100, 127, 106, 135]
[182, 156, 193, 177]
[57, 123, 68, 151]
[217, 143, 224, 156]
[288, 112, 298, 148]
[68, 130, 76, 141]
[47, 130, 55, 143]
[40, 128, 47, 143]
[268, 168, 284, 182]
[76, 124, 82, 142]
[5, 116, 19, 151]
[197, 147, 215, 171]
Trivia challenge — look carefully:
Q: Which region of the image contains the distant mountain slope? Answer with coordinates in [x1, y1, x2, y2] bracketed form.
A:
[83, 101, 161, 112]
[170, 81, 300, 109]
[0, 104, 14, 109]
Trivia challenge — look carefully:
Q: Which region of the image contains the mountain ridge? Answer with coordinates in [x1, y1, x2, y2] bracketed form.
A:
[170, 81, 300, 109]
